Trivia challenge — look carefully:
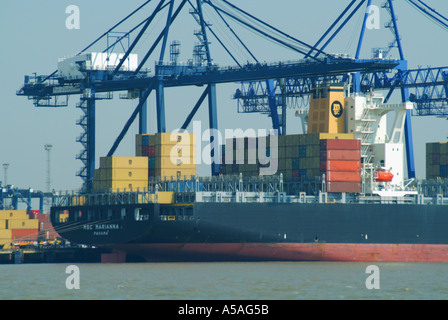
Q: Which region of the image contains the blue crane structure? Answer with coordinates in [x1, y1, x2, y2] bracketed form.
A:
[0, 185, 47, 212]
[16, 0, 438, 192]
[234, 0, 448, 180]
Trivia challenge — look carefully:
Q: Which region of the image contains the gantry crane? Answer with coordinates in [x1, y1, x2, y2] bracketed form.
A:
[234, 0, 448, 180]
[17, 0, 411, 192]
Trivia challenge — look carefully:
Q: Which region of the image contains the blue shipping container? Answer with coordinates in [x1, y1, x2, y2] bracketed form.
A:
[441, 165, 447, 177]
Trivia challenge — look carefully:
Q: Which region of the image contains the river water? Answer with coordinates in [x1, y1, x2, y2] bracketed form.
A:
[1, 262, 447, 300]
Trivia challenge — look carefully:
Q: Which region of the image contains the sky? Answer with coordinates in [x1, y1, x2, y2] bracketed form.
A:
[1, 0, 448, 194]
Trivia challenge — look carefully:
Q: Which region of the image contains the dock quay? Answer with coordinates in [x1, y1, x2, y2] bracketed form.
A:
[0, 247, 109, 264]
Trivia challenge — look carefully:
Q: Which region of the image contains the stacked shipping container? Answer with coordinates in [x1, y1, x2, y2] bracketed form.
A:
[0, 210, 39, 249]
[320, 139, 362, 193]
[222, 137, 259, 176]
[426, 142, 448, 179]
[93, 133, 197, 192]
[220, 133, 355, 180]
[154, 133, 196, 179]
[94, 156, 149, 192]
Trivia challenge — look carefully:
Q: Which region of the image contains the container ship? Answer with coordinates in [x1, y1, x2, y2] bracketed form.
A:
[50, 85, 448, 262]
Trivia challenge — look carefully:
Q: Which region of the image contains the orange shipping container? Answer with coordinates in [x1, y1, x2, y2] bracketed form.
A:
[320, 160, 361, 172]
[326, 171, 361, 182]
[11, 229, 38, 241]
[320, 149, 361, 161]
[320, 139, 361, 150]
[39, 221, 61, 239]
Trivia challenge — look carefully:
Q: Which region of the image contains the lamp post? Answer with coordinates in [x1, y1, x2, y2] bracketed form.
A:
[2, 163, 9, 186]
[44, 144, 53, 193]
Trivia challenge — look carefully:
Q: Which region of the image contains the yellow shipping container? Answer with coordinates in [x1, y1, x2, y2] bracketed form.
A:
[155, 132, 196, 146]
[155, 156, 197, 169]
[0, 210, 28, 220]
[8, 219, 39, 230]
[155, 144, 197, 159]
[100, 156, 148, 169]
[102, 168, 149, 180]
[0, 229, 12, 239]
[0, 220, 5, 229]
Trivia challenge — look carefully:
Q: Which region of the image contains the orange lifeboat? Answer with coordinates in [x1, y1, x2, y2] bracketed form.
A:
[376, 171, 394, 182]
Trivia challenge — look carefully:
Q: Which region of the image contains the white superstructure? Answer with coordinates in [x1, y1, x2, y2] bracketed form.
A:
[345, 91, 413, 191]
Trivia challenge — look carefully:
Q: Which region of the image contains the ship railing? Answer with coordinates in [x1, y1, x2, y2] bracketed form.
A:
[49, 178, 448, 207]
[194, 190, 322, 204]
[51, 188, 157, 207]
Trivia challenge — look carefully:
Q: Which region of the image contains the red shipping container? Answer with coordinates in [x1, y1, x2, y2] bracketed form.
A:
[326, 171, 361, 182]
[36, 214, 49, 223]
[148, 146, 155, 157]
[320, 160, 361, 172]
[320, 139, 361, 150]
[320, 149, 361, 161]
[327, 181, 361, 193]
[292, 169, 300, 178]
[12, 229, 38, 241]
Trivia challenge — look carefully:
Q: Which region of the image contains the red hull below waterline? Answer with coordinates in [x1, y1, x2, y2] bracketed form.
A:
[101, 243, 448, 263]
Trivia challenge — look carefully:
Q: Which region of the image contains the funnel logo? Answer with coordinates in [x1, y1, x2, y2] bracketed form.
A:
[331, 101, 343, 118]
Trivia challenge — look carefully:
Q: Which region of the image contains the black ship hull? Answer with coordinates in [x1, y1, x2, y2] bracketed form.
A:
[50, 201, 448, 262]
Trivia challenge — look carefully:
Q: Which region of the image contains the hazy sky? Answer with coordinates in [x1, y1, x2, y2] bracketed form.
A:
[1, 0, 448, 193]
